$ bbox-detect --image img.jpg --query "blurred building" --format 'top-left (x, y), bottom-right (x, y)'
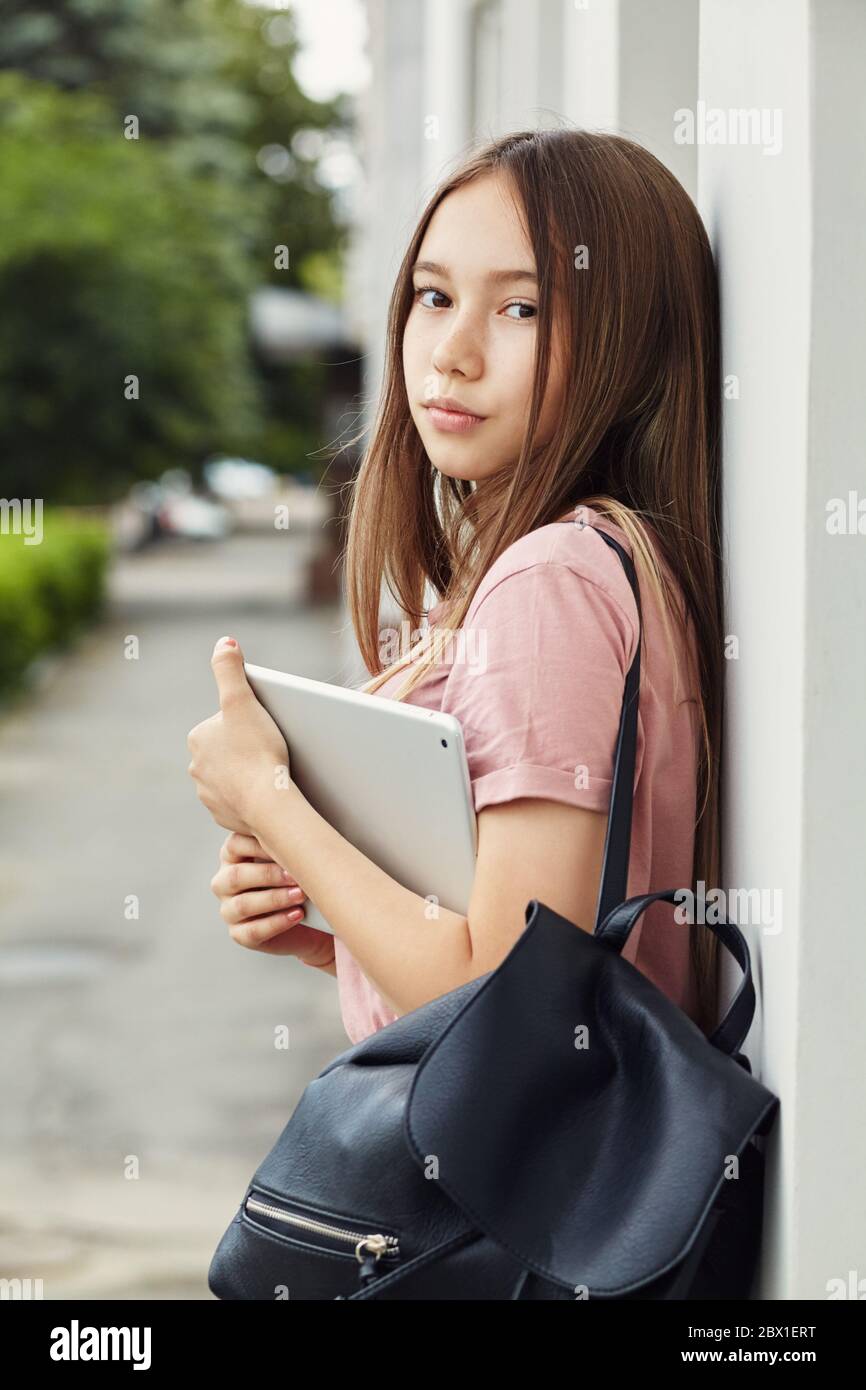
top-left (249, 285), bottom-right (363, 601)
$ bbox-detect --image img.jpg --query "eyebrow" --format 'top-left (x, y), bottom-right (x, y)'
top-left (411, 259), bottom-right (537, 287)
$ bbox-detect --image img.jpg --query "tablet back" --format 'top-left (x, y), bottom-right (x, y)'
top-left (244, 663), bottom-right (478, 935)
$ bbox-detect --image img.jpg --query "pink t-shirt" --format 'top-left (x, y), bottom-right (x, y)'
top-left (333, 504), bottom-right (702, 1044)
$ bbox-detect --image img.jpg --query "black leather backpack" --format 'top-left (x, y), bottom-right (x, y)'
top-left (209, 528), bottom-right (780, 1300)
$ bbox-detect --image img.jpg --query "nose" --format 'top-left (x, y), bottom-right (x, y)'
top-left (430, 311), bottom-right (483, 382)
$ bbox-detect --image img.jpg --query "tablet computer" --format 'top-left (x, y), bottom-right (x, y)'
top-left (243, 662), bottom-right (478, 935)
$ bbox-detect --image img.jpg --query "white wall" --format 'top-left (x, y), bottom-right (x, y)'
top-left (700, 0), bottom-right (866, 1301)
top-left (698, 0), bottom-right (811, 1300)
top-left (561, 0), bottom-right (698, 195)
top-left (341, 0), bottom-right (427, 682)
top-left (355, 0), bottom-right (427, 415)
top-left (798, 0), bottom-right (866, 1301)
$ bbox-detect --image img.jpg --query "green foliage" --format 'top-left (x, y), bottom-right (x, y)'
top-left (0, 72), bottom-right (266, 500)
top-left (0, 508), bottom-right (111, 696)
top-left (0, 0), bottom-right (351, 500)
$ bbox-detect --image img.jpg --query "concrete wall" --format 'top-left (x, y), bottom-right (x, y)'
top-left (699, 0), bottom-right (866, 1302)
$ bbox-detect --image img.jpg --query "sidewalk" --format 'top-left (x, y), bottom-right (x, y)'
top-left (0, 529), bottom-right (351, 1298)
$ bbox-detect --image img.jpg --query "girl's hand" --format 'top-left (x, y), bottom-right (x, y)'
top-left (211, 831), bottom-right (337, 972)
top-left (187, 636), bottom-right (292, 836)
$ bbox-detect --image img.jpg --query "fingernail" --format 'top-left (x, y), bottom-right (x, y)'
top-left (216, 635), bottom-right (237, 648)
top-left (281, 869), bottom-right (292, 881)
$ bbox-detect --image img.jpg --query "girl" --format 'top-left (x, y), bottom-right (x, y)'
top-left (188, 127), bottom-right (723, 1043)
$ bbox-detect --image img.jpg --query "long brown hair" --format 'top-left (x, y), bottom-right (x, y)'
top-left (339, 127), bottom-right (723, 1033)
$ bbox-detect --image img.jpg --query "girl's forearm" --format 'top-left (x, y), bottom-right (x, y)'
top-left (249, 782), bottom-right (474, 1016)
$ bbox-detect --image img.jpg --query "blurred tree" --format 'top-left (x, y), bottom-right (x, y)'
top-left (0, 0), bottom-right (352, 500)
top-left (0, 0), bottom-right (349, 287)
top-left (0, 73), bottom-right (265, 500)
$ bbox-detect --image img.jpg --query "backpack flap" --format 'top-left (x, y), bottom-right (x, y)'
top-left (404, 895), bottom-right (779, 1298)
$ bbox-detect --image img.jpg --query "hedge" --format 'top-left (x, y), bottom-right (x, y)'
top-left (0, 507), bottom-right (111, 697)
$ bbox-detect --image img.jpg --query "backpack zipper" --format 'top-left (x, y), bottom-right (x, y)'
top-left (244, 1194), bottom-right (400, 1269)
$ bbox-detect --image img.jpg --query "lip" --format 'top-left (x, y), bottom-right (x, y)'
top-left (423, 397), bottom-right (487, 435)
top-left (427, 395), bottom-right (483, 416)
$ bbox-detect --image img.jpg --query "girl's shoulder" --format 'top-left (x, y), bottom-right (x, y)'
top-left (455, 504), bottom-right (640, 636)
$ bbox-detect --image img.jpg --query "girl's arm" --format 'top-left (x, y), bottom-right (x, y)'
top-left (248, 779), bottom-right (608, 1017)
top-left (189, 632), bottom-right (617, 1015)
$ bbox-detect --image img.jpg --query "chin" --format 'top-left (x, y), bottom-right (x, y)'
top-left (429, 453), bottom-right (487, 482)
top-left (419, 432), bottom-right (503, 484)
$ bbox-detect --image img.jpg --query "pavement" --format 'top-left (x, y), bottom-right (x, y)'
top-left (0, 524), bottom-right (356, 1299)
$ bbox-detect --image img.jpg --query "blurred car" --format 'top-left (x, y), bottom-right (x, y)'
top-left (115, 471), bottom-right (232, 548)
top-left (203, 457), bottom-right (278, 501)
top-left (121, 481), bottom-right (164, 547)
top-left (157, 488), bottom-right (231, 541)
top-left (151, 468), bottom-right (230, 540)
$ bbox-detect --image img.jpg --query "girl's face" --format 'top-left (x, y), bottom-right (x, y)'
top-left (403, 172), bottom-right (567, 484)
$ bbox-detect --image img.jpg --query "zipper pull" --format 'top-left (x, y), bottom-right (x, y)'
top-left (355, 1235), bottom-right (390, 1288)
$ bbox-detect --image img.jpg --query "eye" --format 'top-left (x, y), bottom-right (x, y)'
top-left (413, 284), bottom-right (450, 309)
top-left (503, 300), bottom-right (537, 321)
top-left (412, 284), bottom-right (536, 321)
